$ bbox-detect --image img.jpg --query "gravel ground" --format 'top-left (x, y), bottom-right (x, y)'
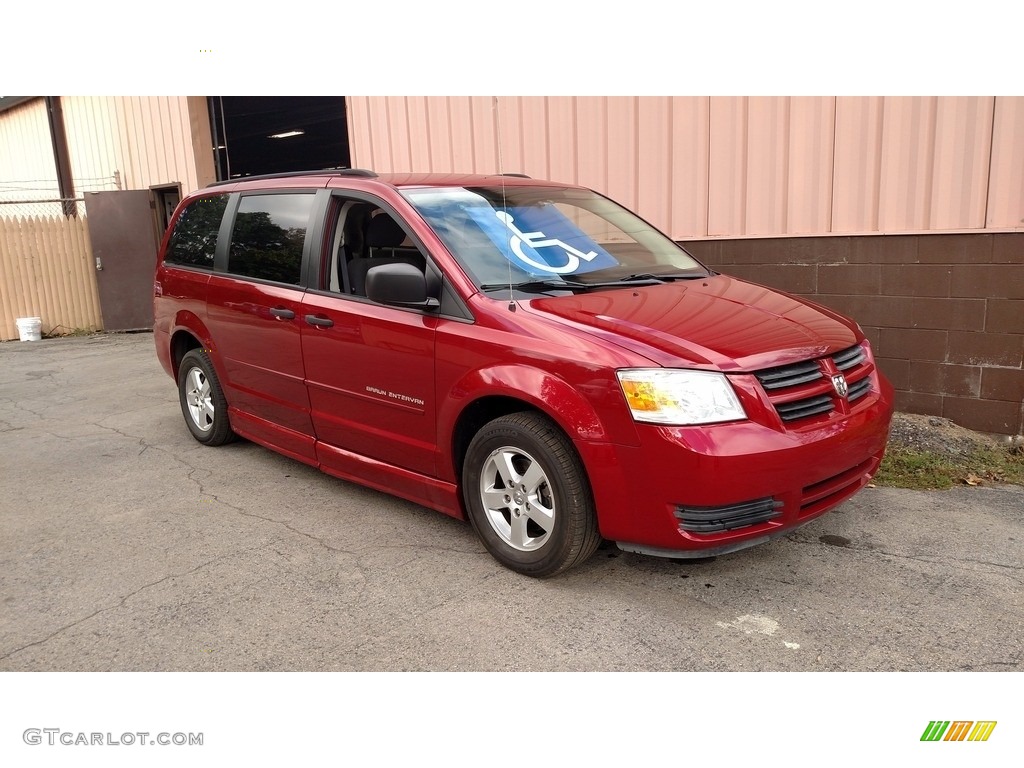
top-left (887, 411), bottom-right (1023, 456)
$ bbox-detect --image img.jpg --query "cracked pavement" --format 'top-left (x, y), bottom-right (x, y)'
top-left (1, 333), bottom-right (1021, 671)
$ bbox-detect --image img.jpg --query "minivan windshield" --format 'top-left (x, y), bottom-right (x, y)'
top-left (402, 186), bottom-right (709, 290)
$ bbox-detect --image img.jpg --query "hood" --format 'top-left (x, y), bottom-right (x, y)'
top-left (523, 275), bottom-right (861, 371)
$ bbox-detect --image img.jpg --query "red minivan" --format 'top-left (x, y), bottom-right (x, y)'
top-left (154, 170), bottom-right (893, 577)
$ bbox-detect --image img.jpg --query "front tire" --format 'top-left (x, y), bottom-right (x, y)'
top-left (463, 412), bottom-right (601, 577)
top-left (178, 349), bottom-right (235, 446)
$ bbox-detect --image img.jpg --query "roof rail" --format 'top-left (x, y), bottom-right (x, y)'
top-left (497, 172), bottom-right (531, 179)
top-left (209, 168), bottom-right (377, 187)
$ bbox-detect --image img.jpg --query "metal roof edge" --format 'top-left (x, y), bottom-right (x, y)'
top-left (0, 96), bottom-right (42, 114)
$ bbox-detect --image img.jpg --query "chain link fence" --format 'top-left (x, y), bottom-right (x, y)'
top-left (0, 174), bottom-right (121, 219)
top-left (0, 198), bottom-right (87, 218)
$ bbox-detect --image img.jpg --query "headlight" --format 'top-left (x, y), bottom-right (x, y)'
top-left (616, 369), bottom-right (747, 425)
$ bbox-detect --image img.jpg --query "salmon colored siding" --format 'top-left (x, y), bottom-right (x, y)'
top-left (347, 96), bottom-right (1024, 240)
top-left (64, 96), bottom-right (214, 193)
top-left (1, 97), bottom-right (214, 202)
top-left (988, 96), bottom-right (1024, 229)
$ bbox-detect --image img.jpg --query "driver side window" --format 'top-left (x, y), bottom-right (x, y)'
top-left (326, 199), bottom-right (426, 296)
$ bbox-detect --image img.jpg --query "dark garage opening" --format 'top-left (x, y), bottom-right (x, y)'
top-left (208, 96), bottom-right (351, 180)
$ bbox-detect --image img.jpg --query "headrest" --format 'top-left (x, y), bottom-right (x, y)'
top-left (366, 213), bottom-right (406, 248)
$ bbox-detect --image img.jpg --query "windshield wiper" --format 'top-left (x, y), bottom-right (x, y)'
top-left (622, 272), bottom-right (709, 282)
top-left (479, 279), bottom-right (594, 293)
top-left (480, 276), bottom-right (666, 293)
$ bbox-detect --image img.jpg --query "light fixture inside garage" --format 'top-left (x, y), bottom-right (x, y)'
top-left (268, 129), bottom-right (305, 139)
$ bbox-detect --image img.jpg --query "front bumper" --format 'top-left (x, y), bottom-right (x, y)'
top-left (582, 375), bottom-right (894, 556)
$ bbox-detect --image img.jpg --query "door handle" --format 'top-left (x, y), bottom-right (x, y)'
top-left (269, 307), bottom-right (295, 320)
top-left (304, 314), bottom-right (334, 328)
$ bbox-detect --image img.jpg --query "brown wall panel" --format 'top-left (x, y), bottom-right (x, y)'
top-left (942, 397), bottom-right (1022, 435)
top-left (918, 233), bottom-right (993, 264)
top-left (946, 331), bottom-right (1024, 368)
top-left (981, 368), bottom-right (1024, 401)
top-left (848, 235), bottom-right (918, 264)
top-left (949, 265), bottom-right (1024, 299)
top-left (777, 236), bottom-right (851, 265)
top-left (881, 265), bottom-right (952, 297)
top-left (819, 294), bottom-right (916, 328)
top-left (895, 391), bottom-right (945, 416)
top-left (909, 362), bottom-right (982, 398)
top-left (875, 357), bottom-right (911, 390)
top-left (992, 233), bottom-right (1022, 263)
top-left (817, 265), bottom-right (882, 295)
top-left (910, 298), bottom-right (986, 331)
top-left (986, 300), bottom-right (1024, 334)
top-left (696, 231), bottom-right (1024, 434)
top-left (722, 264), bottom-right (816, 294)
top-left (877, 328), bottom-right (948, 361)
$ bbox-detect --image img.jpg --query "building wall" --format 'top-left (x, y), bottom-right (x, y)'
top-left (0, 99), bottom-right (60, 201)
top-left (0, 96), bottom-right (215, 202)
top-left (347, 96), bottom-right (1024, 239)
top-left (685, 234), bottom-right (1024, 436)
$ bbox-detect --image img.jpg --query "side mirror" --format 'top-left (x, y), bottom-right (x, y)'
top-left (365, 262), bottom-right (440, 310)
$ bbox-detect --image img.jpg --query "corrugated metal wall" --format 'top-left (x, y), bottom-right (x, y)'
top-left (348, 96), bottom-right (1024, 240)
top-left (0, 99), bottom-right (60, 201)
top-left (988, 96), bottom-right (1024, 230)
top-left (63, 96), bottom-right (213, 193)
top-left (1, 96), bottom-right (213, 200)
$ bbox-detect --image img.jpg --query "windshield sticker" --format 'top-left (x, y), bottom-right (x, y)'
top-left (465, 205), bottom-right (619, 275)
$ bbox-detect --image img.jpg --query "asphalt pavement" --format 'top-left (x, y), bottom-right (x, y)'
top-left (1, 333), bottom-right (1021, 672)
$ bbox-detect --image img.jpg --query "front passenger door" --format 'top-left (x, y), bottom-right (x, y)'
top-left (300, 203), bottom-right (438, 478)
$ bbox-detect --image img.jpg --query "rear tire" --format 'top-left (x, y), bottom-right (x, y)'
top-left (463, 412), bottom-right (601, 577)
top-left (178, 349), bottom-right (235, 446)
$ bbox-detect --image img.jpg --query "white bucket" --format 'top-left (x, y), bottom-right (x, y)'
top-left (16, 317), bottom-right (42, 342)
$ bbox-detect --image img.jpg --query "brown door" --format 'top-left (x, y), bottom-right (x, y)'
top-left (84, 190), bottom-right (162, 331)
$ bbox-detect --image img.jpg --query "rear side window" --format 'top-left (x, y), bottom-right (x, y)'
top-left (227, 193), bottom-right (315, 285)
top-left (165, 195), bottom-right (228, 269)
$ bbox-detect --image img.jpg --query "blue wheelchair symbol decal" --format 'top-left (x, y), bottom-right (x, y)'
top-left (495, 211), bottom-right (600, 275)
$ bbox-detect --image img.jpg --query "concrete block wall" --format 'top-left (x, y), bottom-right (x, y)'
top-left (685, 233), bottom-right (1024, 436)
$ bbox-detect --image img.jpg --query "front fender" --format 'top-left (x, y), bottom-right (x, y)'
top-left (438, 363), bottom-right (640, 478)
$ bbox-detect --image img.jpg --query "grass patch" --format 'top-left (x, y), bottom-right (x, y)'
top-left (876, 444), bottom-right (1024, 490)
